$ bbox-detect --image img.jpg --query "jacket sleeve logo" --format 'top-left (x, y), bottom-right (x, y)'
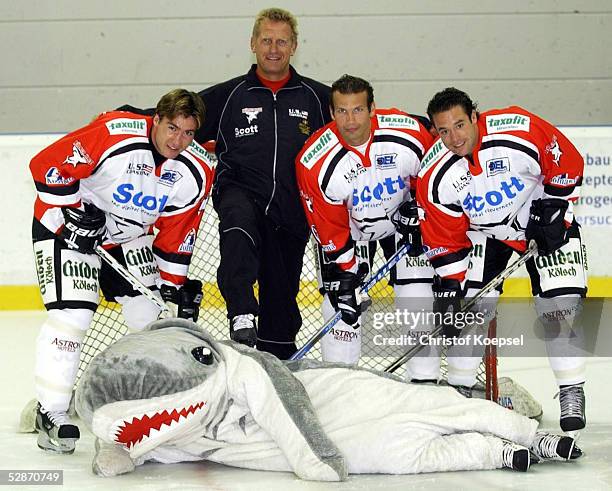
top-left (45, 167), bottom-right (75, 185)
top-left (63, 141), bottom-right (94, 167)
top-left (178, 228), bottom-right (197, 253)
top-left (545, 135), bottom-right (563, 166)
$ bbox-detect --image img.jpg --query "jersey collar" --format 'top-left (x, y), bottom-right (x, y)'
top-left (332, 112), bottom-right (378, 167)
top-left (245, 64), bottom-right (302, 90)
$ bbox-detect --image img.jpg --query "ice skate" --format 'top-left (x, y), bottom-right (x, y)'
top-left (35, 403), bottom-right (80, 454)
top-left (501, 440), bottom-right (530, 472)
top-left (530, 432), bottom-right (582, 461)
top-left (230, 314), bottom-right (257, 348)
top-left (558, 383), bottom-right (586, 432)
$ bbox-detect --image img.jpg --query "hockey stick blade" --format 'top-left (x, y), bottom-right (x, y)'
top-left (384, 241), bottom-right (538, 373)
top-left (290, 242), bottom-right (411, 360)
top-left (95, 245), bottom-right (170, 313)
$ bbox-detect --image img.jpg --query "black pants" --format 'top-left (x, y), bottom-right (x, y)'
top-left (214, 185), bottom-right (307, 359)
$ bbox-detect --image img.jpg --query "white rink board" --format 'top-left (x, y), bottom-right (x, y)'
top-left (1, 127), bottom-right (611, 285)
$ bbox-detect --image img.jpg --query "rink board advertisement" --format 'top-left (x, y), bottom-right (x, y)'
top-left (564, 127), bottom-right (612, 283)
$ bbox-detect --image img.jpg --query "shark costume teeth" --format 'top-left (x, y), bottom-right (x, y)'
top-left (110, 401), bottom-right (206, 451)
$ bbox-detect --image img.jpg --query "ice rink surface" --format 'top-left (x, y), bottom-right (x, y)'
top-left (2, 311), bottom-right (612, 490)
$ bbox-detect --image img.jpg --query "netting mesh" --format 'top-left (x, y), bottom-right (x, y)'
top-left (79, 199), bottom-right (489, 386)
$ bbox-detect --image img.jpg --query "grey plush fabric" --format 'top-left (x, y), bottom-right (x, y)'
top-left (231, 343), bottom-right (346, 478)
top-left (75, 319), bottom-right (225, 427)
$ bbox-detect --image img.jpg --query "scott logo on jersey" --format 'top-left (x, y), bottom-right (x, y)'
top-left (113, 183), bottom-right (168, 212)
top-left (352, 176), bottom-right (406, 206)
top-left (462, 177), bottom-right (525, 213)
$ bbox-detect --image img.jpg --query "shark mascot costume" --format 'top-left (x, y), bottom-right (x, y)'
top-left (75, 319), bottom-right (581, 480)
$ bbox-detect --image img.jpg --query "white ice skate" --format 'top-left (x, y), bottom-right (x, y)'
top-left (35, 403), bottom-right (80, 454)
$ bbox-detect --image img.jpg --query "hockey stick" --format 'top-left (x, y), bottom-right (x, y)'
top-left (290, 242), bottom-right (411, 360)
top-left (485, 317), bottom-right (499, 402)
top-left (384, 241), bottom-right (538, 373)
top-left (95, 245), bottom-right (171, 313)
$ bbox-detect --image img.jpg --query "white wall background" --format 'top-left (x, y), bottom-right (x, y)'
top-left (0, 1), bottom-right (610, 132)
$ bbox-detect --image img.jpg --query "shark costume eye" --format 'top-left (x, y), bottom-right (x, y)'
top-left (191, 346), bottom-right (213, 365)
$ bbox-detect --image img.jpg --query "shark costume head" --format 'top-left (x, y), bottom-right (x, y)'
top-left (75, 318), bottom-right (227, 459)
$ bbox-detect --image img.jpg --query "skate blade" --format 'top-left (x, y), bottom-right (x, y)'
top-left (37, 433), bottom-right (77, 455)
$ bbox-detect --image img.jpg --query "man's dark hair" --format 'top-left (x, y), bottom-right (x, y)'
top-left (155, 88), bottom-right (206, 129)
top-left (331, 75), bottom-right (374, 111)
top-left (426, 87), bottom-right (478, 122)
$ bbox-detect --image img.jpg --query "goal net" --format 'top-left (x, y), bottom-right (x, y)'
top-left (79, 198), bottom-right (492, 390)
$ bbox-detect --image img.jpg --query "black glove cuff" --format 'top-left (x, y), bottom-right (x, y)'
top-left (160, 284), bottom-right (179, 303)
top-left (432, 276), bottom-right (464, 297)
top-left (322, 269), bottom-right (359, 294)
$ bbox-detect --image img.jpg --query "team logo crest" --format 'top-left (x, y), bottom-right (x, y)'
top-left (299, 119), bottom-right (311, 136)
top-left (242, 107), bottom-right (262, 124)
top-left (63, 141), bottom-right (93, 167)
top-left (545, 135), bottom-right (563, 166)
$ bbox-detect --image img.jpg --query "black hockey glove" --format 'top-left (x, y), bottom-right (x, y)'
top-left (432, 275), bottom-right (465, 338)
top-left (323, 265), bottom-right (367, 328)
top-left (59, 203), bottom-right (106, 254)
top-left (160, 279), bottom-right (203, 321)
top-left (525, 198), bottom-right (570, 256)
top-left (393, 200), bottom-right (423, 256)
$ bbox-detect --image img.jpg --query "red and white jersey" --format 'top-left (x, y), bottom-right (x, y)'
top-left (416, 106), bottom-right (583, 281)
top-left (30, 111), bottom-right (215, 286)
top-left (296, 108), bottom-right (433, 271)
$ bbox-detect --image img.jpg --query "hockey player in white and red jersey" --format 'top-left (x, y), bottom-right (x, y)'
top-left (296, 75), bottom-right (436, 367)
top-left (417, 87), bottom-right (587, 433)
top-left (29, 89), bottom-right (214, 454)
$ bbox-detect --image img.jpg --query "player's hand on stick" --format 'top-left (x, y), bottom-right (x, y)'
top-left (432, 275), bottom-right (465, 338)
top-left (393, 200), bottom-right (423, 257)
top-left (160, 279), bottom-right (204, 321)
top-left (59, 203), bottom-right (106, 254)
top-left (525, 198), bottom-right (569, 256)
top-left (323, 265), bottom-right (367, 328)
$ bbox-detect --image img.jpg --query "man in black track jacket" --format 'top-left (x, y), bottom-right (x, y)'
top-left (197, 8), bottom-right (331, 357)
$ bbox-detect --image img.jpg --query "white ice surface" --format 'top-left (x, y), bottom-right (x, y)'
top-left (2, 310), bottom-right (611, 490)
